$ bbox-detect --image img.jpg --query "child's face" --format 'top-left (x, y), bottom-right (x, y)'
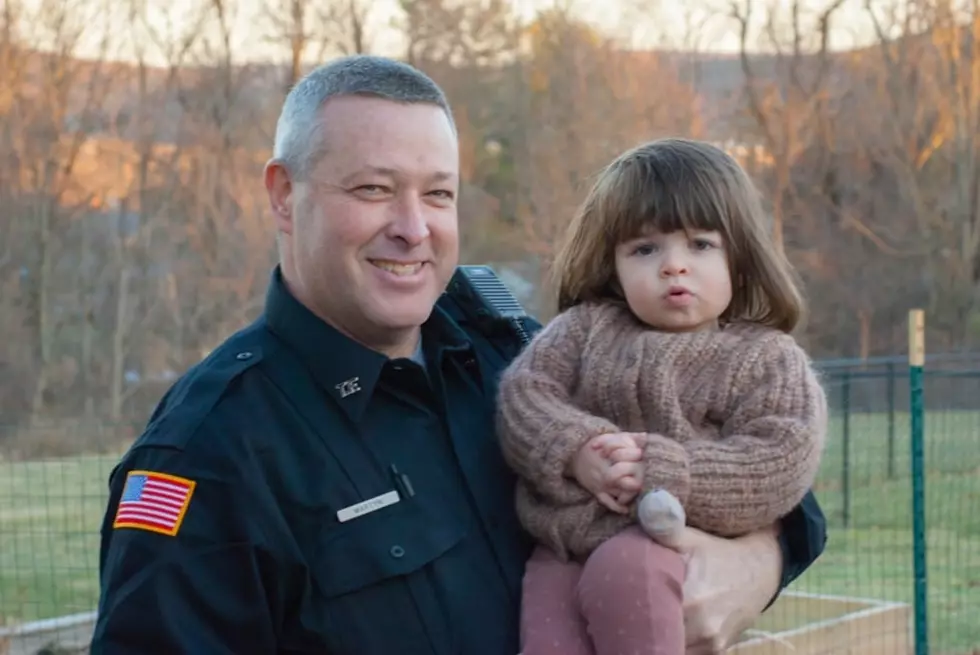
top-left (614, 228), bottom-right (732, 333)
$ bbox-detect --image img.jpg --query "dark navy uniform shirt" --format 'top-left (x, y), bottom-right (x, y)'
top-left (92, 267), bottom-right (827, 654)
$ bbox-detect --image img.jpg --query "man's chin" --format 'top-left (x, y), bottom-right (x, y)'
top-left (370, 297), bottom-right (438, 331)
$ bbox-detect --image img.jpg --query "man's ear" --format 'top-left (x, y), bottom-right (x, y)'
top-left (264, 159), bottom-right (294, 235)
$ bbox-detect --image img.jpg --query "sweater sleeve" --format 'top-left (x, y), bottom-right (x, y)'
top-left (495, 303), bottom-right (621, 504)
top-left (514, 481), bottom-right (626, 562)
top-left (640, 333), bottom-right (828, 537)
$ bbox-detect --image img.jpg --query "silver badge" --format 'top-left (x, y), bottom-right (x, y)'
top-left (336, 377), bottom-right (361, 398)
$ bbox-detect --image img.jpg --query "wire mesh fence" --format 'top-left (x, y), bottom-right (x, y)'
top-left (774, 353), bottom-right (980, 654)
top-left (1, 355), bottom-right (979, 653)
top-left (0, 421), bottom-right (131, 654)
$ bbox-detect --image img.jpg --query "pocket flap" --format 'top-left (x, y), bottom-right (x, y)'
top-left (315, 498), bottom-right (465, 598)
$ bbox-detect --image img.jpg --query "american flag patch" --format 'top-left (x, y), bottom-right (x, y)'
top-left (112, 470), bottom-right (196, 536)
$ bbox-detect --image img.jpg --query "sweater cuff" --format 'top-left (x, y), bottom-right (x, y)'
top-left (639, 433), bottom-right (692, 505)
top-left (538, 417), bottom-right (618, 503)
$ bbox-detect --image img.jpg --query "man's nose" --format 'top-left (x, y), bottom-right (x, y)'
top-left (388, 195), bottom-right (430, 245)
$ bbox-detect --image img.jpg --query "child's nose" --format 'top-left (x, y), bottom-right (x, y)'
top-left (659, 253), bottom-right (689, 277)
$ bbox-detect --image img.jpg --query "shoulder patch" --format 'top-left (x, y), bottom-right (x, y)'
top-left (112, 470), bottom-right (196, 537)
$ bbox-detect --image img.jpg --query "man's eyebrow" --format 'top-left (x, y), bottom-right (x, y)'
top-left (429, 171), bottom-right (456, 182)
top-left (339, 166), bottom-right (397, 185)
top-left (339, 167), bottom-right (458, 185)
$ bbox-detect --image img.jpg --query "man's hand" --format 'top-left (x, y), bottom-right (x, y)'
top-left (670, 524), bottom-right (783, 654)
top-left (571, 432), bottom-right (644, 513)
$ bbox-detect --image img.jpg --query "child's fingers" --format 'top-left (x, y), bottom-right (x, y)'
top-left (604, 445), bottom-right (642, 462)
top-left (616, 489), bottom-right (638, 506)
top-left (591, 432), bottom-right (637, 454)
top-left (615, 474), bottom-right (641, 491)
top-left (589, 433), bottom-right (613, 449)
top-left (604, 460), bottom-right (643, 483)
top-left (596, 491), bottom-right (629, 515)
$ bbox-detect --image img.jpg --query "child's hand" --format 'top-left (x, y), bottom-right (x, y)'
top-left (592, 432), bottom-right (645, 505)
top-left (572, 432), bottom-right (645, 514)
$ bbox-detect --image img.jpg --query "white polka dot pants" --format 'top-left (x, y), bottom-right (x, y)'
top-left (519, 527), bottom-right (685, 655)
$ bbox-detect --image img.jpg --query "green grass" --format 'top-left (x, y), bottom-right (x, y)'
top-left (795, 409), bottom-right (980, 653)
top-left (0, 454), bottom-right (117, 624)
top-left (1, 411), bottom-right (978, 651)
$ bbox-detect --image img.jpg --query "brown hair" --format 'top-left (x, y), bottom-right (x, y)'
top-left (551, 137), bottom-right (805, 333)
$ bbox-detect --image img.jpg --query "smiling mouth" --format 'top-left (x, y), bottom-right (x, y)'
top-left (369, 259), bottom-right (425, 276)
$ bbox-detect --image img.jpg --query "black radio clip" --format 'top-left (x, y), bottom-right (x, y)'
top-left (446, 265), bottom-right (535, 346)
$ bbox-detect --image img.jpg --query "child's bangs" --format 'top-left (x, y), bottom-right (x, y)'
top-left (605, 161), bottom-right (727, 244)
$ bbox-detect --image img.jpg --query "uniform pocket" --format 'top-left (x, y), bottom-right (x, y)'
top-left (314, 496), bottom-right (465, 597)
top-left (292, 497), bottom-right (466, 654)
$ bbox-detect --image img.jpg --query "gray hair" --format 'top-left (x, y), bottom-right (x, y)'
top-left (272, 55), bottom-right (456, 180)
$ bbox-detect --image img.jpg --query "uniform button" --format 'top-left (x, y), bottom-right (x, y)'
top-left (236, 351), bottom-right (253, 360)
top-left (389, 545), bottom-right (405, 559)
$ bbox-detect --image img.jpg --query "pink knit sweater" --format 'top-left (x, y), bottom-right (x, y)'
top-left (495, 300), bottom-right (828, 561)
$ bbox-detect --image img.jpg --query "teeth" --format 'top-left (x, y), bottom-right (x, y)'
top-left (372, 260), bottom-right (423, 276)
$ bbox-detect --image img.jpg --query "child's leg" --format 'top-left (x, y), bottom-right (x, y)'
top-left (520, 545), bottom-right (594, 655)
top-left (576, 526), bottom-right (686, 655)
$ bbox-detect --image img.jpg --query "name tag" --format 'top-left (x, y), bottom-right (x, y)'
top-left (336, 490), bottom-right (401, 523)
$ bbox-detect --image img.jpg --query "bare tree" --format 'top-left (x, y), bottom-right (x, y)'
top-left (860, 0), bottom-right (980, 345)
top-left (6, 0), bottom-right (116, 422)
top-left (729, 0), bottom-right (846, 252)
top-left (261, 0), bottom-right (374, 93)
top-left (398, 0), bottom-right (518, 68)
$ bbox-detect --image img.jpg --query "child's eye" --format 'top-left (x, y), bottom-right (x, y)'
top-left (633, 244), bottom-right (656, 256)
top-left (692, 238), bottom-right (715, 250)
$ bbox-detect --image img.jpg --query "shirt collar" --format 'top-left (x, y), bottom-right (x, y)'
top-left (261, 266), bottom-right (472, 422)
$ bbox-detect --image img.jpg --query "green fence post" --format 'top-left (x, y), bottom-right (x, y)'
top-left (841, 370), bottom-right (851, 528)
top-left (909, 309), bottom-right (929, 655)
top-left (887, 361), bottom-right (896, 479)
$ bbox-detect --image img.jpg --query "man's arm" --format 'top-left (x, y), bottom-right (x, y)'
top-left (91, 444), bottom-right (282, 654)
top-left (773, 489), bottom-right (827, 591)
top-left (677, 490), bottom-right (827, 653)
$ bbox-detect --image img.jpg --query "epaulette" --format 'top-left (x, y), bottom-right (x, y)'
top-left (132, 324), bottom-right (268, 451)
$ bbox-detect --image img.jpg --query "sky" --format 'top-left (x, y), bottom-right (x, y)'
top-left (17, 0), bottom-right (886, 68)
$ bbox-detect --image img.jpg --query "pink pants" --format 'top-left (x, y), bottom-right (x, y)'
top-left (520, 526), bottom-right (686, 655)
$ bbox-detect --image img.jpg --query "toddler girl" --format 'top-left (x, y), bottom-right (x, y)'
top-left (495, 138), bottom-right (828, 654)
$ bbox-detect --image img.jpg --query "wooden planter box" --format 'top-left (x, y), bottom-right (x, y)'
top-left (1, 611), bottom-right (95, 655)
top-left (731, 591), bottom-right (912, 655)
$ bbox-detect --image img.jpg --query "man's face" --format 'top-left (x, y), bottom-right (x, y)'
top-left (267, 95), bottom-right (460, 355)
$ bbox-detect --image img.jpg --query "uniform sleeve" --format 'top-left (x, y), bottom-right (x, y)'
top-left (774, 490), bottom-right (827, 594)
top-left (90, 443), bottom-right (285, 655)
top-left (495, 303), bottom-right (620, 505)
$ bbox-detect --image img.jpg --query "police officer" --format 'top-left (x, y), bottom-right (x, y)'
top-left (92, 55), bottom-right (827, 654)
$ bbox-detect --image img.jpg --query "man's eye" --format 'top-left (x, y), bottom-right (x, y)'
top-left (357, 185), bottom-right (386, 194)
